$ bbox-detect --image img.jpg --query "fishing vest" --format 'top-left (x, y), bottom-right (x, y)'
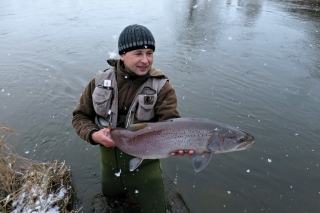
top-left (93, 67), bottom-right (168, 129)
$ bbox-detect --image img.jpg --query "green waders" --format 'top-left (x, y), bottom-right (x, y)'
top-left (100, 145), bottom-right (166, 212)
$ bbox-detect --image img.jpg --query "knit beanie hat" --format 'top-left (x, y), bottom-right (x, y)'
top-left (118, 24), bottom-right (155, 55)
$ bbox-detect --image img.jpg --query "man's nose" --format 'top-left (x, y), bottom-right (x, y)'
top-left (141, 54), bottom-right (148, 63)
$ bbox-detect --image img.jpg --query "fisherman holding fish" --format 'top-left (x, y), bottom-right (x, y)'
top-left (72, 24), bottom-right (194, 212)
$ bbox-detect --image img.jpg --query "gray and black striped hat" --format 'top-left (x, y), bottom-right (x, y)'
top-left (118, 24), bottom-right (155, 55)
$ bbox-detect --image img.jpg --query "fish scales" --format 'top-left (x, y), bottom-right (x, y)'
top-left (109, 117), bottom-right (255, 172)
top-left (111, 120), bottom-right (213, 158)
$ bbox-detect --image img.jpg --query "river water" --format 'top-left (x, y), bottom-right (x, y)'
top-left (1, 0), bottom-right (319, 212)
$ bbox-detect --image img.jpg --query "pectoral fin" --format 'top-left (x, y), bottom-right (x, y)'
top-left (130, 157), bottom-right (144, 171)
top-left (192, 153), bottom-right (212, 172)
top-left (129, 123), bottom-right (148, 132)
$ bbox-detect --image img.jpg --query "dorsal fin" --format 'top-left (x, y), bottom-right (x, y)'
top-left (129, 123), bottom-right (148, 132)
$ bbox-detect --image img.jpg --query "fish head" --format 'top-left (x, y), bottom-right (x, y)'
top-left (207, 126), bottom-right (255, 154)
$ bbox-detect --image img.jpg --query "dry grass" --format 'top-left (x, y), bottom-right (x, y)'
top-left (0, 125), bottom-right (81, 213)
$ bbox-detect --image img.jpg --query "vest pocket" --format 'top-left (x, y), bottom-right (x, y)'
top-left (135, 94), bottom-right (157, 121)
top-left (92, 87), bottom-right (112, 118)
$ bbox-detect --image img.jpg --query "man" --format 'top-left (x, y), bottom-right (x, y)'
top-left (72, 24), bottom-right (193, 212)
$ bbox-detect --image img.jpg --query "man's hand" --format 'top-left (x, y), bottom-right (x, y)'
top-left (92, 128), bottom-right (116, 148)
top-left (171, 150), bottom-right (195, 156)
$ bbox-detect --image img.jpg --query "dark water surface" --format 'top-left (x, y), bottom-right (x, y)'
top-left (1, 0), bottom-right (320, 212)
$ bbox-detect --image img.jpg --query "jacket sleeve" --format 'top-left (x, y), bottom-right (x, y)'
top-left (72, 78), bottom-right (99, 144)
top-left (154, 81), bottom-right (180, 121)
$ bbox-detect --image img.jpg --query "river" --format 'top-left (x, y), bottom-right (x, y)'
top-left (1, 0), bottom-right (319, 212)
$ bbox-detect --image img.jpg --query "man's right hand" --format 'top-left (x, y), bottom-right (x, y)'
top-left (92, 128), bottom-right (116, 148)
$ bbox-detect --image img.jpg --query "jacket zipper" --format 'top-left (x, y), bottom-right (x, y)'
top-left (121, 80), bottom-right (133, 112)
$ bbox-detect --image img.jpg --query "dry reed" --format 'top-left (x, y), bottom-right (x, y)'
top-left (0, 125), bottom-right (81, 213)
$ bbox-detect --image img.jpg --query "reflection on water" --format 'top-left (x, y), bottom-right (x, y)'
top-left (277, 0), bottom-right (320, 18)
top-left (174, 0), bottom-right (215, 47)
top-left (242, 0), bottom-right (263, 21)
top-left (0, 0), bottom-right (320, 212)
top-left (276, 0), bottom-right (320, 80)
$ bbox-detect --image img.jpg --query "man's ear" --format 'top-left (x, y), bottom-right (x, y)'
top-left (120, 54), bottom-right (125, 61)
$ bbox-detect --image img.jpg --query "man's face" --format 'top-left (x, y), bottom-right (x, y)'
top-left (120, 48), bottom-right (154, 76)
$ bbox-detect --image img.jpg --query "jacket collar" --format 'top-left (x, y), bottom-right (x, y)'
top-left (106, 58), bottom-right (167, 80)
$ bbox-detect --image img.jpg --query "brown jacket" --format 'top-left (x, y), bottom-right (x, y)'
top-left (72, 59), bottom-right (180, 144)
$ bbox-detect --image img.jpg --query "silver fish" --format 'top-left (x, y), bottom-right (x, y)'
top-left (110, 117), bottom-right (255, 172)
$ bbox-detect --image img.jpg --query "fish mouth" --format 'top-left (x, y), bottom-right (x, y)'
top-left (244, 134), bottom-right (255, 147)
top-left (246, 134), bottom-right (255, 142)
top-left (238, 140), bottom-right (255, 150)
top-left (215, 139), bottom-right (255, 154)
top-left (245, 141), bottom-right (255, 148)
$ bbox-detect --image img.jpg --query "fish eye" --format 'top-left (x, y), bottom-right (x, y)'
top-left (239, 137), bottom-right (246, 143)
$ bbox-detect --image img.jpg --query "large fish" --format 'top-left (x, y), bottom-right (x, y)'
top-left (110, 117), bottom-right (255, 172)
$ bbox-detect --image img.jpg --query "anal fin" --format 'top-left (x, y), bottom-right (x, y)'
top-left (192, 153), bottom-right (212, 172)
top-left (130, 157), bottom-right (144, 171)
